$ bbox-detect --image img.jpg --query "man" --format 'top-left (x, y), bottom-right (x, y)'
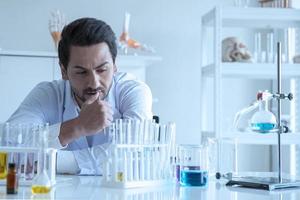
top-left (7, 18), bottom-right (152, 174)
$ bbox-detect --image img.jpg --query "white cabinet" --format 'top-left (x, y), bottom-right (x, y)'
top-left (0, 50), bottom-right (161, 122)
top-left (200, 6), bottom-right (300, 144)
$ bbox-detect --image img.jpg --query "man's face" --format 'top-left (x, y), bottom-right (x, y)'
top-left (61, 42), bottom-right (116, 107)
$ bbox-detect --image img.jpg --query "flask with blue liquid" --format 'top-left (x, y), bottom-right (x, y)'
top-left (251, 99), bottom-right (276, 133)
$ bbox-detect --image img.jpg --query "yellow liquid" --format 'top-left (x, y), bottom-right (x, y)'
top-left (117, 172), bottom-right (123, 182)
top-left (31, 185), bottom-right (51, 194)
top-left (0, 152), bottom-right (7, 179)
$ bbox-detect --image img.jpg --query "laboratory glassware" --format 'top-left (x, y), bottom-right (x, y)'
top-left (254, 32), bottom-right (262, 63)
top-left (178, 144), bottom-right (208, 187)
top-left (0, 123), bottom-right (9, 179)
top-left (267, 32), bottom-right (274, 63)
top-left (226, 42), bottom-right (300, 190)
top-left (102, 119), bottom-right (176, 188)
top-left (251, 97), bottom-right (277, 133)
top-left (31, 124), bottom-right (51, 194)
top-left (6, 163), bottom-right (18, 194)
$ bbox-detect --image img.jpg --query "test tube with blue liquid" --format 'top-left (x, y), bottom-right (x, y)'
top-left (179, 144), bottom-right (208, 187)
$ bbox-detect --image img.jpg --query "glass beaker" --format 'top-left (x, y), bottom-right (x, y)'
top-left (31, 124), bottom-right (51, 194)
top-left (179, 144), bottom-right (208, 187)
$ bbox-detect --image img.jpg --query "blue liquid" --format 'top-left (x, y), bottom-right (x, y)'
top-left (251, 123), bottom-right (276, 132)
top-left (180, 170), bottom-right (208, 187)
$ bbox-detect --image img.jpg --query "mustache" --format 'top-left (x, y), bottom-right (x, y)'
top-left (83, 87), bottom-right (103, 93)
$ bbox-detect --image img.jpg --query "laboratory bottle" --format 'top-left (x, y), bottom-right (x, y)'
top-left (6, 163), bottom-right (18, 194)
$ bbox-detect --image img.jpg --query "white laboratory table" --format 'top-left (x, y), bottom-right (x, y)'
top-left (1, 175), bottom-right (300, 200)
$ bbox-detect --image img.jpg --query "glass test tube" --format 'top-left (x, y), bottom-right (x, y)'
top-left (267, 32), bottom-right (274, 63)
top-left (254, 32), bottom-right (262, 63)
top-left (0, 123), bottom-right (9, 179)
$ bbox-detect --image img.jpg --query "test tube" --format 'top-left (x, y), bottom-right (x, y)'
top-left (123, 150), bottom-right (127, 182)
top-left (127, 150), bottom-right (133, 181)
top-left (153, 123), bottom-right (159, 145)
top-left (113, 149), bottom-right (118, 181)
top-left (109, 123), bottom-right (116, 144)
top-left (123, 119), bottom-right (132, 144)
top-left (254, 32), bottom-right (262, 63)
top-left (134, 149), bottom-right (139, 180)
top-left (117, 148), bottom-right (124, 182)
top-left (143, 120), bottom-right (149, 144)
top-left (132, 120), bottom-right (140, 144)
top-left (0, 123), bottom-right (9, 179)
top-left (115, 119), bottom-right (123, 144)
top-left (267, 32), bottom-right (274, 63)
top-left (140, 149), bottom-right (145, 181)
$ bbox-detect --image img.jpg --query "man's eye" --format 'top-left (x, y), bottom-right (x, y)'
top-left (97, 67), bottom-right (108, 73)
top-left (76, 71), bottom-right (86, 75)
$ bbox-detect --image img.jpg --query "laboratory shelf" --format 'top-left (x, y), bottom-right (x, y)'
top-left (202, 6), bottom-right (300, 29)
top-left (202, 131), bottom-right (300, 145)
top-left (0, 50), bottom-right (162, 67)
top-left (202, 63), bottom-right (300, 79)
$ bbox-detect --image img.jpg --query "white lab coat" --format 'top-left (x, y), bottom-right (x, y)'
top-left (7, 72), bottom-right (152, 174)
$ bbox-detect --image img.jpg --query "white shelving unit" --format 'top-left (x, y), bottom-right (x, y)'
top-left (200, 6), bottom-right (300, 146)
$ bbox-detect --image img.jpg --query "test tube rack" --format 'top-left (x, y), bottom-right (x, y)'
top-left (0, 123), bottom-right (57, 186)
top-left (101, 119), bottom-right (176, 188)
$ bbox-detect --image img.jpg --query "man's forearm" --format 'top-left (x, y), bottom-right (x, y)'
top-left (59, 118), bottom-right (84, 146)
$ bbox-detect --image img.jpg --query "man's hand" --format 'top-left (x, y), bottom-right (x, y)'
top-left (59, 93), bottom-right (113, 146)
top-left (77, 93), bottom-right (113, 135)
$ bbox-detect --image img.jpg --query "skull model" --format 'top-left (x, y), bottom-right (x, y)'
top-left (222, 37), bottom-right (252, 62)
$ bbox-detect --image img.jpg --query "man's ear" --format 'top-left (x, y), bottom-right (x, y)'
top-left (59, 62), bottom-right (68, 80)
top-left (113, 64), bottom-right (117, 73)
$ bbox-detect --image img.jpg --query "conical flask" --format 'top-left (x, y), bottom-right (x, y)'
top-left (251, 100), bottom-right (277, 133)
top-left (31, 124), bottom-right (51, 194)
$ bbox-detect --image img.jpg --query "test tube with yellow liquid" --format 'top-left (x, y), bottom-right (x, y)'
top-left (0, 152), bottom-right (7, 179)
top-left (0, 123), bottom-right (9, 179)
top-left (31, 124), bottom-right (51, 194)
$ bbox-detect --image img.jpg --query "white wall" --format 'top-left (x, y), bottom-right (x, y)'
top-left (0, 0), bottom-right (270, 171)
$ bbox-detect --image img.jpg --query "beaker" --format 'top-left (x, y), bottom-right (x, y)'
top-left (31, 124), bottom-right (51, 194)
top-left (178, 144), bottom-right (208, 187)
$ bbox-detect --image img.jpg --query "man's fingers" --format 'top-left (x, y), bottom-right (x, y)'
top-left (83, 93), bottom-right (99, 106)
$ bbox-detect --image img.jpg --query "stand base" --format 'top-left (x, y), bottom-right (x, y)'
top-left (226, 176), bottom-right (300, 191)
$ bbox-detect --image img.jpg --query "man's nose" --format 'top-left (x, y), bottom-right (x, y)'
top-left (87, 72), bottom-right (100, 89)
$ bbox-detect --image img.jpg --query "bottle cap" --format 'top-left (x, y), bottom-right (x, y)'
top-left (8, 163), bottom-right (16, 169)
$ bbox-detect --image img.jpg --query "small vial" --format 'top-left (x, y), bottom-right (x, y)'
top-left (6, 163), bottom-right (18, 194)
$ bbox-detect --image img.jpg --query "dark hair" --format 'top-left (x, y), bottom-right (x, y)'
top-left (58, 18), bottom-right (117, 69)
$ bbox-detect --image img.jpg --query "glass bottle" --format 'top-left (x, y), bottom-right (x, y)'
top-left (6, 163), bottom-right (18, 194)
top-left (31, 124), bottom-right (51, 194)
